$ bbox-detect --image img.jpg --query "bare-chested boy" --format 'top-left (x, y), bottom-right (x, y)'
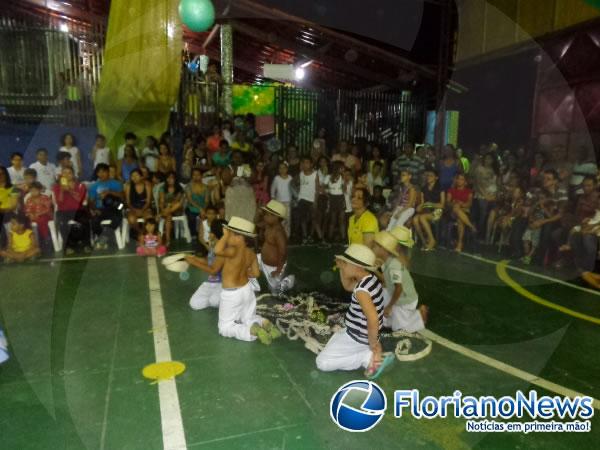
top-left (257, 200), bottom-right (295, 294)
top-left (215, 216), bottom-right (280, 344)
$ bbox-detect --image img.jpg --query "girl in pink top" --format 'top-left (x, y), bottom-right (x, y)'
top-left (136, 218), bottom-right (167, 256)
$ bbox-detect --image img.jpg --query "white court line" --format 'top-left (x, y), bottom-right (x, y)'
top-left (461, 252), bottom-right (600, 297)
top-left (40, 253), bottom-right (137, 262)
top-left (420, 329), bottom-right (600, 410)
top-left (147, 258), bottom-right (187, 450)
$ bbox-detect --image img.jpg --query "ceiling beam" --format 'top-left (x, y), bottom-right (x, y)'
top-left (230, 20), bottom-right (407, 90)
top-left (228, 0), bottom-right (467, 93)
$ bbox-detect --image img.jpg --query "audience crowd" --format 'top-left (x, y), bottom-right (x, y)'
top-left (1, 115), bottom-right (599, 287)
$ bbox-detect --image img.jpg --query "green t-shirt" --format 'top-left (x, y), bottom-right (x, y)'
top-left (382, 257), bottom-right (418, 306)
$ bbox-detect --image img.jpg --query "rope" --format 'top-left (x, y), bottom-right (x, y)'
top-left (256, 292), bottom-right (433, 362)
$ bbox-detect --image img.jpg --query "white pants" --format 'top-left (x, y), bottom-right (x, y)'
top-left (383, 291), bottom-right (424, 332)
top-left (386, 207), bottom-right (415, 230)
top-left (189, 281), bottom-right (222, 310)
top-left (281, 201), bottom-right (291, 237)
top-left (257, 253), bottom-right (292, 293)
top-left (316, 329), bottom-right (372, 372)
top-left (218, 283), bottom-right (263, 341)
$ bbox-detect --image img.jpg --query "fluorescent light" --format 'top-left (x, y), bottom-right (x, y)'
top-left (295, 67), bottom-right (305, 80)
top-left (59, 23), bottom-right (69, 33)
top-left (300, 60), bottom-right (313, 68)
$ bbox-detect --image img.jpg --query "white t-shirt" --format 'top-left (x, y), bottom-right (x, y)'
top-left (317, 170), bottom-right (330, 189)
top-left (367, 173), bottom-right (384, 194)
top-left (328, 176), bottom-right (344, 196)
top-left (93, 147), bottom-right (111, 167)
top-left (29, 161), bottom-right (57, 190)
top-left (59, 146), bottom-right (81, 177)
top-left (141, 147), bottom-right (159, 172)
top-left (270, 175), bottom-right (292, 203)
top-left (7, 166), bottom-right (25, 186)
top-left (299, 171), bottom-right (317, 202)
top-left (117, 144), bottom-right (140, 160)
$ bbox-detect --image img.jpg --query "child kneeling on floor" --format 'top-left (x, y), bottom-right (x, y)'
top-left (186, 219), bottom-right (227, 310)
top-left (374, 228), bottom-right (428, 332)
top-left (136, 218), bottom-right (167, 257)
top-left (257, 200), bottom-right (295, 295)
top-left (215, 216), bottom-right (280, 344)
top-left (316, 244), bottom-right (394, 379)
top-left (0, 215), bottom-right (40, 263)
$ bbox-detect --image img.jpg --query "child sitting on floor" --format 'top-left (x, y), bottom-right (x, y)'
top-left (373, 229), bottom-right (428, 332)
top-left (136, 218), bottom-right (167, 257)
top-left (215, 216), bottom-right (280, 344)
top-left (186, 219), bottom-right (227, 310)
top-left (198, 205), bottom-right (217, 256)
top-left (257, 200), bottom-right (295, 295)
top-left (316, 244), bottom-right (394, 379)
top-left (0, 215), bottom-right (40, 263)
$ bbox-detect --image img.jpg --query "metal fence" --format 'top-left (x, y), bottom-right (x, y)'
top-left (0, 11), bottom-right (105, 126)
top-left (275, 87), bottom-right (425, 154)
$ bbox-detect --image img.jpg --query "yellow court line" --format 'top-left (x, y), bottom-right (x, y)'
top-left (496, 260), bottom-right (600, 326)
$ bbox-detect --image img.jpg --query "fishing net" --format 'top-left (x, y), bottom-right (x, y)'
top-left (256, 292), bottom-right (432, 362)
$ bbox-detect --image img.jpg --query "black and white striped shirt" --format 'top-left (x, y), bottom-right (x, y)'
top-left (345, 274), bottom-right (385, 345)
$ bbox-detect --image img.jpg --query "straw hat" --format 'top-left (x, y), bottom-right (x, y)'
top-left (389, 226), bottom-right (415, 248)
top-left (161, 253), bottom-right (189, 273)
top-left (223, 216), bottom-right (257, 237)
top-left (261, 199), bottom-right (287, 219)
top-left (374, 231), bottom-right (400, 257)
top-left (335, 244), bottom-right (377, 272)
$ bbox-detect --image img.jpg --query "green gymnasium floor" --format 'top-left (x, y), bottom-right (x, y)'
top-left (1, 245), bottom-right (599, 449)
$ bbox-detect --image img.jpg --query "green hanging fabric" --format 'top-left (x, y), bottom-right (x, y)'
top-left (95, 0), bottom-right (182, 152)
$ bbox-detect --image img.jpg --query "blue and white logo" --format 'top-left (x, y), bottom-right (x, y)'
top-left (330, 380), bottom-right (387, 432)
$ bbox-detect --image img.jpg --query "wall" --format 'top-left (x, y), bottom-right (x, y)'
top-left (0, 123), bottom-right (98, 177)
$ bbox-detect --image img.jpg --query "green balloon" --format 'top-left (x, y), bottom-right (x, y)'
top-left (179, 0), bottom-right (215, 32)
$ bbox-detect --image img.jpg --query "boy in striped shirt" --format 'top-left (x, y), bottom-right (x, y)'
top-left (316, 244), bottom-right (395, 379)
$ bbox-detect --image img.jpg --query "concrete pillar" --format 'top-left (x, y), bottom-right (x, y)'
top-left (220, 23), bottom-right (233, 118)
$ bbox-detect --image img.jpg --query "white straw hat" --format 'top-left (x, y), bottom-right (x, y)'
top-left (161, 253), bottom-right (187, 266)
top-left (335, 244), bottom-right (377, 272)
top-left (374, 231), bottom-right (400, 257)
top-left (389, 226), bottom-right (415, 248)
top-left (161, 254), bottom-right (189, 273)
top-left (261, 199), bottom-right (287, 219)
top-left (223, 216), bottom-right (257, 237)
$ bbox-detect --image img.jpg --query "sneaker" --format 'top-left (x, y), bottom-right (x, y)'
top-left (250, 324), bottom-right (272, 345)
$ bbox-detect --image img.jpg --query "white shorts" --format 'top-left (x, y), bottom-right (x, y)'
top-left (382, 290), bottom-right (424, 332)
top-left (316, 329), bottom-right (372, 372)
top-left (190, 281), bottom-right (222, 310)
top-left (218, 282), bottom-right (262, 342)
top-left (257, 253), bottom-right (294, 294)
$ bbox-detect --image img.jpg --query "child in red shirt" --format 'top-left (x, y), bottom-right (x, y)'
top-left (24, 182), bottom-right (53, 241)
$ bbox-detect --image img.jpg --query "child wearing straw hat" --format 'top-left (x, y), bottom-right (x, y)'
top-left (316, 244), bottom-right (395, 379)
top-left (375, 228), bottom-right (429, 332)
top-left (215, 216), bottom-right (280, 344)
top-left (257, 200), bottom-right (295, 294)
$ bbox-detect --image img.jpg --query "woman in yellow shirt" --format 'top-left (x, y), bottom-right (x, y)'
top-left (0, 215), bottom-right (40, 262)
top-left (347, 187), bottom-right (379, 247)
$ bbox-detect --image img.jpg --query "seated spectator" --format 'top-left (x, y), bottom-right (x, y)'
top-left (252, 160), bottom-right (270, 207)
top-left (230, 129), bottom-right (251, 153)
top-left (191, 138), bottom-right (212, 173)
top-left (118, 144), bottom-right (139, 182)
top-left (159, 172), bottom-right (184, 246)
top-left (24, 182), bottom-right (53, 250)
top-left (117, 132), bottom-right (139, 160)
top-left (91, 134), bottom-right (111, 172)
top-left (141, 136), bottom-right (159, 173)
top-left (30, 148), bottom-right (57, 191)
top-left (180, 149), bottom-right (193, 183)
top-left (52, 166), bottom-right (90, 255)
top-left (157, 142), bottom-right (177, 176)
top-left (438, 146), bottom-right (461, 192)
top-left (8, 152), bottom-right (26, 190)
top-left (414, 168), bottom-right (445, 251)
top-left (384, 169), bottom-right (417, 231)
top-left (88, 163), bottom-right (124, 250)
top-left (207, 125), bottom-right (223, 153)
top-left (212, 140), bottom-right (232, 168)
top-left (529, 152), bottom-right (545, 187)
top-left (367, 161), bottom-right (385, 195)
top-left (447, 173), bottom-right (476, 253)
top-left (570, 146), bottom-right (598, 195)
top-left (347, 187), bottom-right (379, 247)
top-left (185, 168), bottom-right (209, 239)
top-left (137, 218), bottom-right (167, 257)
top-left (125, 169), bottom-right (153, 239)
top-left (0, 166), bottom-right (19, 245)
top-left (370, 185), bottom-right (386, 216)
top-left (367, 146), bottom-right (386, 182)
top-left (0, 214), bottom-right (40, 263)
top-left (391, 142), bottom-right (424, 185)
top-left (20, 168), bottom-right (39, 199)
top-left (489, 185), bottom-right (524, 246)
top-left (56, 151), bottom-right (73, 178)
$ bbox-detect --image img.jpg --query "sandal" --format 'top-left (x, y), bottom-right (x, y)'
top-left (365, 353), bottom-right (395, 380)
